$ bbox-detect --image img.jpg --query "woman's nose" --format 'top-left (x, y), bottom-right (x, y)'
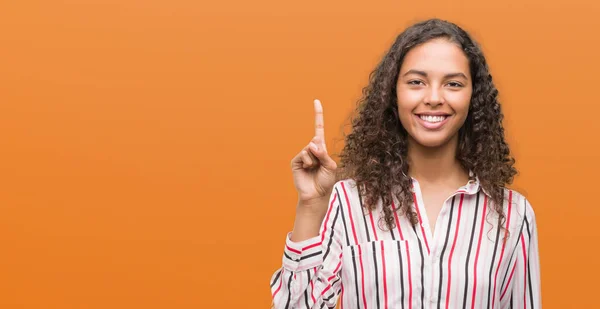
top-left (424, 86), bottom-right (444, 105)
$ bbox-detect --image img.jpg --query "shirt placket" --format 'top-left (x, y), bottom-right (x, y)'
top-left (411, 178), bottom-right (475, 309)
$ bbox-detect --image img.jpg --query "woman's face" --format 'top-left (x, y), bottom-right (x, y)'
top-left (396, 38), bottom-right (472, 148)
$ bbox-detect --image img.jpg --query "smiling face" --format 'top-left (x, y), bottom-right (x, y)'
top-left (396, 38), bottom-right (473, 148)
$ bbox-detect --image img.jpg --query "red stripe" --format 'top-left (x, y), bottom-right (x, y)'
top-left (369, 210), bottom-right (379, 240)
top-left (321, 254), bottom-right (343, 298)
top-left (286, 245), bottom-right (301, 254)
top-left (445, 194), bottom-right (465, 309)
top-left (471, 195), bottom-right (488, 309)
top-left (300, 191), bottom-right (337, 251)
top-left (326, 255), bottom-right (343, 282)
top-left (412, 189), bottom-right (431, 254)
top-left (302, 241), bottom-right (322, 251)
top-left (358, 245), bottom-right (368, 309)
top-left (392, 200), bottom-right (405, 240)
top-left (310, 269), bottom-right (316, 304)
top-left (500, 262), bottom-right (517, 300)
top-left (320, 192), bottom-right (338, 243)
top-left (492, 190), bottom-right (512, 309)
top-left (381, 241), bottom-right (389, 309)
top-left (273, 270), bottom-right (284, 299)
top-left (321, 285), bottom-right (331, 296)
top-left (521, 233), bottom-right (528, 309)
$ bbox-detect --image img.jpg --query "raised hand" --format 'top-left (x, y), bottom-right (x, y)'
top-left (290, 99), bottom-right (338, 204)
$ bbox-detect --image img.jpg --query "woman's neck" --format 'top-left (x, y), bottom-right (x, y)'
top-left (406, 134), bottom-right (469, 186)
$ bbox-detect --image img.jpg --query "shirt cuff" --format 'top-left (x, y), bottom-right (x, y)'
top-left (282, 232), bottom-right (323, 272)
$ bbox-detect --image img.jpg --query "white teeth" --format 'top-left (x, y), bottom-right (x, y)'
top-left (419, 115), bottom-right (447, 123)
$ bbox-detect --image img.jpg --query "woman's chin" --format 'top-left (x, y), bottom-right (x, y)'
top-left (411, 134), bottom-right (454, 148)
top-left (418, 140), bottom-right (446, 148)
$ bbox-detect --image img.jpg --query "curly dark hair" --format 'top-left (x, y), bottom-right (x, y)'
top-left (334, 18), bottom-right (517, 236)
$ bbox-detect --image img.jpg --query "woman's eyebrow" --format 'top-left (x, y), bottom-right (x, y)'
top-left (402, 69), bottom-right (468, 80)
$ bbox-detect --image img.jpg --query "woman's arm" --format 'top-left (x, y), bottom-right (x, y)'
top-left (270, 181), bottom-right (346, 309)
top-left (507, 198), bottom-right (542, 308)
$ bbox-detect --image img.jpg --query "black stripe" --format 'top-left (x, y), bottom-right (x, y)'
top-left (389, 214), bottom-right (405, 309)
top-left (336, 187), bottom-right (351, 247)
top-left (327, 277), bottom-right (341, 297)
top-left (462, 191), bottom-right (481, 309)
top-left (320, 302), bottom-right (335, 309)
top-left (509, 292), bottom-right (513, 309)
top-left (360, 189), bottom-right (379, 309)
top-left (300, 251), bottom-right (322, 260)
top-left (323, 205), bottom-right (341, 260)
top-left (324, 291), bottom-right (335, 301)
top-left (284, 252), bottom-right (296, 262)
top-left (284, 271), bottom-right (293, 309)
top-left (397, 241), bottom-right (405, 309)
top-left (358, 189), bottom-right (371, 242)
top-left (437, 196), bottom-right (456, 309)
top-left (524, 212), bottom-right (534, 309)
top-left (524, 203), bottom-right (532, 240)
top-left (500, 249), bottom-right (516, 292)
top-left (486, 210), bottom-right (503, 309)
top-left (305, 270), bottom-right (311, 308)
top-left (271, 269), bottom-right (282, 288)
top-left (323, 276), bottom-right (341, 303)
top-left (372, 241), bottom-right (381, 309)
top-left (331, 277), bottom-right (341, 288)
top-left (500, 213), bottom-right (526, 293)
top-left (350, 246), bottom-right (361, 309)
top-left (412, 225), bottom-right (425, 309)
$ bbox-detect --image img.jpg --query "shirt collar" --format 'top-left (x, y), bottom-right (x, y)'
top-left (409, 169), bottom-right (490, 197)
top-left (465, 169), bottom-right (490, 196)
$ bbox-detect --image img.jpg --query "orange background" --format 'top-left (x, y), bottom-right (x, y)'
top-left (0, 0), bottom-right (598, 308)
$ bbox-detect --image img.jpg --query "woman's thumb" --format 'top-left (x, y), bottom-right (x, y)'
top-left (309, 142), bottom-right (336, 170)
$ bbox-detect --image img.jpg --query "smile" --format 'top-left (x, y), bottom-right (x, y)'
top-left (418, 115), bottom-right (447, 122)
top-left (414, 114), bottom-right (452, 130)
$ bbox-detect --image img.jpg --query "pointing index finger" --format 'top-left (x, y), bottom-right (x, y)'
top-left (314, 99), bottom-right (325, 141)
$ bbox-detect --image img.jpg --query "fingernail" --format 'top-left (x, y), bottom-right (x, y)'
top-left (309, 142), bottom-right (318, 151)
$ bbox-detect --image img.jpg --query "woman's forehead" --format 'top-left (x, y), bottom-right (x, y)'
top-left (400, 39), bottom-right (470, 77)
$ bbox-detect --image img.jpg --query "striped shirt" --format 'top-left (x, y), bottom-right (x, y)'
top-left (270, 172), bottom-right (541, 309)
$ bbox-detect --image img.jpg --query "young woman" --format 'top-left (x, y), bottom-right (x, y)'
top-left (270, 18), bottom-right (541, 309)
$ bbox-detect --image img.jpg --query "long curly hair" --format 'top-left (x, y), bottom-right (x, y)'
top-left (334, 18), bottom-right (517, 233)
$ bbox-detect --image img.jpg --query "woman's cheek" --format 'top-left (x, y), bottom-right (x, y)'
top-left (404, 91), bottom-right (423, 103)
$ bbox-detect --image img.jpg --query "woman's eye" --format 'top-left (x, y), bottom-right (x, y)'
top-left (407, 80), bottom-right (462, 87)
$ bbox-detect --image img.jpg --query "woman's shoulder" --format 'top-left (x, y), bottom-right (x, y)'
top-left (331, 178), bottom-right (363, 205)
top-left (502, 187), bottom-right (536, 223)
top-left (333, 178), bottom-right (359, 191)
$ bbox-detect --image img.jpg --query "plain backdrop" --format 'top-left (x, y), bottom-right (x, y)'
top-left (1, 0), bottom-right (598, 308)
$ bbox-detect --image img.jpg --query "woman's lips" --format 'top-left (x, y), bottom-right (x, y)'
top-left (414, 114), bottom-right (452, 130)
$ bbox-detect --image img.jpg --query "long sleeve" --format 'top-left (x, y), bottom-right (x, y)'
top-left (270, 182), bottom-right (346, 309)
top-left (509, 198), bottom-right (542, 308)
